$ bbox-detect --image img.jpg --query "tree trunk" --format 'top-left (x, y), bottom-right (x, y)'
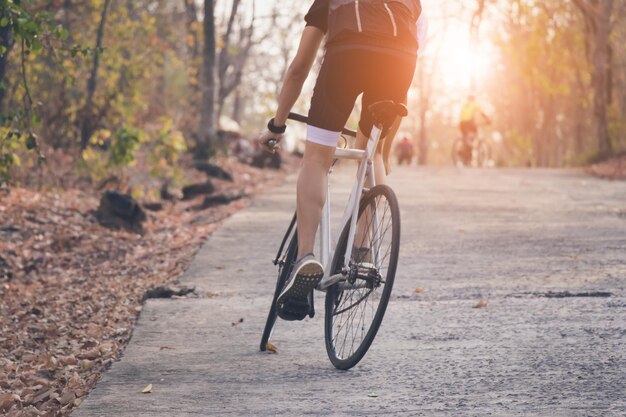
top-left (198, 0), bottom-right (217, 158)
top-left (0, 24), bottom-right (13, 112)
top-left (416, 60), bottom-right (429, 165)
top-left (183, 0), bottom-right (199, 59)
top-left (592, 0), bottom-right (614, 156)
top-left (232, 89), bottom-right (242, 124)
top-left (573, 0), bottom-right (615, 157)
top-left (80, 0), bottom-right (112, 149)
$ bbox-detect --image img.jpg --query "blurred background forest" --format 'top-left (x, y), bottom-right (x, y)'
top-left (1, 0), bottom-right (625, 190)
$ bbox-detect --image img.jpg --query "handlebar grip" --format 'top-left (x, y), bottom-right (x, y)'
top-left (288, 112), bottom-right (357, 138)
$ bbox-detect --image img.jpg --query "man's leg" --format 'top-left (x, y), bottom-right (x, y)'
top-left (355, 130), bottom-right (386, 186)
top-left (351, 130), bottom-right (386, 256)
top-left (296, 141), bottom-right (336, 259)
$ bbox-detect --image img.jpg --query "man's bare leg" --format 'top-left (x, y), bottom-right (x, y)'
top-left (296, 141), bottom-right (336, 260)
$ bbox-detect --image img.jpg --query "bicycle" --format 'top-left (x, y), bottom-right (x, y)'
top-left (259, 101), bottom-right (405, 370)
top-left (451, 132), bottom-right (492, 168)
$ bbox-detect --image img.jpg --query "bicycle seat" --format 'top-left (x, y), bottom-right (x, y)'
top-left (368, 101), bottom-right (408, 127)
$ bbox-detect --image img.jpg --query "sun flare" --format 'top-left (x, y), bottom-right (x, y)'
top-left (437, 25), bottom-right (494, 92)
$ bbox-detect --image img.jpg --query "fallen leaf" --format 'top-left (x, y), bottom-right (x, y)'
top-left (473, 298), bottom-right (487, 309)
top-left (0, 393), bottom-right (20, 412)
top-left (57, 391), bottom-right (75, 406)
top-left (414, 287), bottom-right (426, 294)
top-left (368, 392), bottom-right (379, 398)
top-left (141, 384), bottom-right (153, 394)
top-left (265, 343), bottom-right (278, 353)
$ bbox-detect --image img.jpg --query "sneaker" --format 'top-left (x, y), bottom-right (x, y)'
top-left (276, 253), bottom-right (323, 320)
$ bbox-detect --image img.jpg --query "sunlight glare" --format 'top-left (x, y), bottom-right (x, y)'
top-left (437, 25), bottom-right (493, 92)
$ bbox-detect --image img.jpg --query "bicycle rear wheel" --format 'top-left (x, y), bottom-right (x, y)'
top-left (451, 137), bottom-right (465, 166)
top-left (324, 184), bottom-right (400, 370)
top-left (259, 234), bottom-right (298, 352)
top-left (475, 140), bottom-right (490, 167)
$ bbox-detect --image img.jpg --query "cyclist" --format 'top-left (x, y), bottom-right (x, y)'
top-left (395, 135), bottom-right (414, 165)
top-left (458, 94), bottom-right (490, 164)
top-left (258, 0), bottom-right (427, 320)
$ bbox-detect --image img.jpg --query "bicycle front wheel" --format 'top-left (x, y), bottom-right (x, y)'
top-left (451, 138), bottom-right (465, 166)
top-left (324, 184), bottom-right (400, 370)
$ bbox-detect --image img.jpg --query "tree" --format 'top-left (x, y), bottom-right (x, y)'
top-left (198, 0), bottom-right (217, 158)
top-left (573, 0), bottom-right (615, 157)
top-left (216, 0), bottom-right (255, 124)
top-left (80, 0), bottom-right (112, 149)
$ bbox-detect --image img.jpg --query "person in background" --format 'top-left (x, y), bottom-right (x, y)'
top-left (459, 94), bottom-right (491, 163)
top-left (395, 136), bottom-right (414, 165)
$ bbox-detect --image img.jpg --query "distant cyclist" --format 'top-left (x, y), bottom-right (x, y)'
top-left (459, 94), bottom-right (490, 163)
top-left (257, 0), bottom-right (427, 320)
top-left (395, 136), bottom-right (414, 165)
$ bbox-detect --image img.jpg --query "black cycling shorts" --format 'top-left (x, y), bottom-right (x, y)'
top-left (307, 48), bottom-right (416, 146)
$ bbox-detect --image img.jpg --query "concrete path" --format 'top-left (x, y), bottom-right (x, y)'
top-left (74, 166), bottom-right (626, 417)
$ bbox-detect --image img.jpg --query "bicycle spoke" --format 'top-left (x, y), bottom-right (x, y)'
top-left (328, 188), bottom-right (397, 362)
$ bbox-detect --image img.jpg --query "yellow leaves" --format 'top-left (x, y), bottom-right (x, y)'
top-left (141, 384), bottom-right (153, 394)
top-left (414, 287), bottom-right (426, 294)
top-left (265, 343), bottom-right (278, 353)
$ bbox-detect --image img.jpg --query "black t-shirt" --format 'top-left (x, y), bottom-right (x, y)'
top-left (305, 0), bottom-right (329, 33)
top-left (304, 0), bottom-right (418, 57)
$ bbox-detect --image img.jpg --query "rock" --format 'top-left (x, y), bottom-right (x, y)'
top-left (142, 201), bottom-right (164, 212)
top-left (251, 151), bottom-right (281, 170)
top-left (95, 191), bottom-right (146, 233)
top-left (160, 182), bottom-right (176, 201)
top-left (145, 285), bottom-right (196, 299)
top-left (193, 161), bottom-right (234, 182)
top-left (182, 181), bottom-right (215, 200)
top-left (196, 193), bottom-right (245, 210)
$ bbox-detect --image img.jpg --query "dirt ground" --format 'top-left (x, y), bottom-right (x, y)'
top-left (587, 154), bottom-right (626, 180)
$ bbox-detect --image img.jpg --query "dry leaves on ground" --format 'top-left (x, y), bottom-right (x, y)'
top-left (0, 157), bottom-right (295, 417)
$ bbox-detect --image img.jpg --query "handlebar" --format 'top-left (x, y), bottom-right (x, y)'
top-left (288, 112), bottom-right (357, 138)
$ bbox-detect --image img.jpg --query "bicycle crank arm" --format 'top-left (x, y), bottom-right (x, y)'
top-left (317, 273), bottom-right (346, 291)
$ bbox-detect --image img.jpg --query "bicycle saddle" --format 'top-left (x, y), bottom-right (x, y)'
top-left (368, 101), bottom-right (408, 127)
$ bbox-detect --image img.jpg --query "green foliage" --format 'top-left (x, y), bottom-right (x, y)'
top-left (108, 126), bottom-right (146, 168)
top-left (148, 117), bottom-right (187, 182)
top-left (0, 0), bottom-right (74, 185)
top-left (79, 125), bottom-right (147, 184)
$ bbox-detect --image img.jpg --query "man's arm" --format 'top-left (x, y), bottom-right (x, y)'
top-left (273, 26), bottom-right (325, 126)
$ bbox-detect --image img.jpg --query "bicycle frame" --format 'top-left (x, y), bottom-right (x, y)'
top-left (318, 124), bottom-right (384, 289)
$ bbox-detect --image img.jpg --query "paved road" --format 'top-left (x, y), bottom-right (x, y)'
top-left (74, 166), bottom-right (626, 417)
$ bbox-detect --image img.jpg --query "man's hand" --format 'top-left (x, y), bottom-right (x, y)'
top-left (257, 129), bottom-right (283, 153)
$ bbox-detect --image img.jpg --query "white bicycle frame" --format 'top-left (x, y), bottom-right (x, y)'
top-left (318, 124), bottom-right (384, 290)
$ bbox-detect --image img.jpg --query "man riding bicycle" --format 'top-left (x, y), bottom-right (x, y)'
top-left (258, 0), bottom-right (427, 320)
top-left (458, 94), bottom-right (490, 164)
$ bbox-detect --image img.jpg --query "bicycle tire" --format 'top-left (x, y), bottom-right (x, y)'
top-left (324, 184), bottom-right (400, 370)
top-left (476, 140), bottom-right (490, 167)
top-left (451, 137), bottom-right (465, 166)
top-left (259, 234), bottom-right (298, 351)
